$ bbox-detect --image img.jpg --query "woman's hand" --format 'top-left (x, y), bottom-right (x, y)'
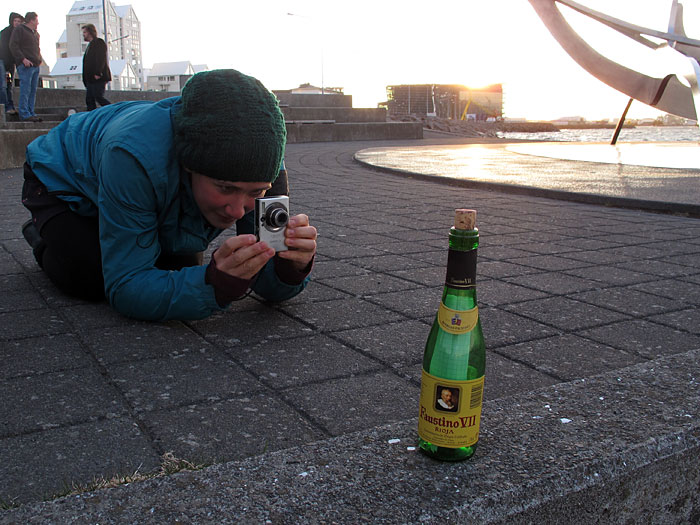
top-left (213, 234), bottom-right (275, 280)
top-left (278, 214), bottom-right (317, 270)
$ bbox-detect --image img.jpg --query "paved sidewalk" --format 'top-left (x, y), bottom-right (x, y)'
top-left (1, 137), bottom-right (699, 521)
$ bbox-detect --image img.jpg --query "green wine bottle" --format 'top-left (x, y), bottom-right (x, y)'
top-left (418, 209), bottom-right (486, 461)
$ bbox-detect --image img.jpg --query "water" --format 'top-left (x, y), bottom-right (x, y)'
top-left (498, 125), bottom-right (700, 143)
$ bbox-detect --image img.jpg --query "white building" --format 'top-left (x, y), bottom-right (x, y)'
top-left (50, 56), bottom-right (139, 91)
top-left (145, 62), bottom-right (197, 92)
top-left (56, 0), bottom-right (143, 89)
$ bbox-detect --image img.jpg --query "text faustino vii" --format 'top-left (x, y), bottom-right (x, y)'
top-left (419, 406), bottom-right (478, 429)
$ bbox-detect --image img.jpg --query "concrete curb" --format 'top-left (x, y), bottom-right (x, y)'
top-left (3, 349), bottom-right (698, 523)
top-left (353, 153), bottom-right (700, 218)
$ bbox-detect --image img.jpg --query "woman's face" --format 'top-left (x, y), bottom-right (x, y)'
top-left (190, 172), bottom-right (270, 229)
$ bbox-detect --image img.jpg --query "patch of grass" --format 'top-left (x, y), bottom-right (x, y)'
top-left (52, 452), bottom-right (208, 500)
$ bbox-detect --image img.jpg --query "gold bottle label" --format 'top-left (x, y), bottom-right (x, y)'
top-left (437, 304), bottom-right (478, 335)
top-left (418, 371), bottom-right (484, 448)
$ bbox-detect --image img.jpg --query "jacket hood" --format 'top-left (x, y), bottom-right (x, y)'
top-left (9, 12), bottom-right (22, 26)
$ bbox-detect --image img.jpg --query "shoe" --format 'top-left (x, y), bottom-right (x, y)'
top-left (6, 109), bottom-right (18, 115)
top-left (30, 115), bottom-right (43, 122)
top-left (22, 219), bottom-right (46, 268)
top-left (21, 219), bottom-right (42, 250)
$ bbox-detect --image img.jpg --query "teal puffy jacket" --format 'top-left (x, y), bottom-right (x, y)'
top-left (26, 97), bottom-right (308, 320)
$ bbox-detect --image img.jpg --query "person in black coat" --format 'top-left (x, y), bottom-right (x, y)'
top-left (0, 12), bottom-right (24, 115)
top-left (81, 23), bottom-right (111, 111)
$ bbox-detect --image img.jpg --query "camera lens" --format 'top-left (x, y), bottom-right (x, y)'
top-left (266, 207), bottom-right (289, 229)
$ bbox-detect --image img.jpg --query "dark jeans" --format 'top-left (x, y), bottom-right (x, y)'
top-left (85, 81), bottom-right (111, 111)
top-left (0, 62), bottom-right (14, 111)
top-left (21, 163), bottom-right (201, 302)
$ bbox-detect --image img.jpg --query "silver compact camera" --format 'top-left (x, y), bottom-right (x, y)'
top-left (255, 196), bottom-right (290, 252)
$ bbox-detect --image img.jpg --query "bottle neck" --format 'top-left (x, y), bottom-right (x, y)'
top-left (444, 227), bottom-right (479, 291)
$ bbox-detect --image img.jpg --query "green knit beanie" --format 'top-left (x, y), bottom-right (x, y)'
top-left (172, 69), bottom-right (286, 183)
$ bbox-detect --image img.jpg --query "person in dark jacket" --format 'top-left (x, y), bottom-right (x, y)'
top-left (81, 23), bottom-right (111, 110)
top-left (0, 12), bottom-right (23, 115)
top-left (9, 11), bottom-right (42, 122)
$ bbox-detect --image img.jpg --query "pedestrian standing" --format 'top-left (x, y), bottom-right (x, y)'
top-left (0, 12), bottom-right (23, 116)
top-left (81, 23), bottom-right (111, 111)
top-left (9, 11), bottom-right (42, 122)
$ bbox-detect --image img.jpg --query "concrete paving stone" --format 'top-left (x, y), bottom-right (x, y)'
top-left (26, 271), bottom-right (90, 307)
top-left (365, 286), bottom-right (443, 319)
top-left (144, 394), bottom-right (326, 465)
top-left (554, 237), bottom-right (625, 251)
top-left (629, 278), bottom-right (700, 304)
top-left (557, 248), bottom-right (638, 265)
top-left (477, 223), bottom-right (531, 236)
top-left (484, 351), bottom-right (560, 399)
top-left (603, 244), bottom-right (668, 260)
top-left (233, 334), bottom-right (382, 389)
top-left (0, 287), bottom-right (46, 313)
top-left (509, 254), bottom-right (592, 272)
top-left (0, 308), bottom-right (68, 340)
top-left (187, 308), bottom-right (314, 347)
top-left (0, 367), bottom-right (126, 437)
top-left (669, 252), bottom-right (700, 268)
top-left (58, 302), bottom-right (135, 331)
top-left (81, 322), bottom-right (212, 365)
top-left (492, 231), bottom-right (572, 247)
top-left (503, 271), bottom-right (601, 295)
top-left (507, 241), bottom-right (584, 256)
top-left (385, 229), bottom-right (443, 243)
top-left (478, 245), bottom-right (540, 261)
top-left (330, 232), bottom-right (396, 247)
top-left (569, 286), bottom-right (686, 316)
top-left (279, 296), bottom-right (406, 332)
top-left (501, 296), bottom-right (630, 332)
top-left (353, 222), bottom-right (417, 235)
top-left (497, 334), bottom-right (646, 382)
top-left (578, 319), bottom-right (700, 359)
top-left (646, 308), bottom-right (700, 336)
top-left (0, 272), bottom-right (33, 292)
top-left (592, 222), bottom-right (657, 235)
top-left (344, 253), bottom-right (434, 273)
top-left (281, 371), bottom-right (417, 436)
top-left (309, 259), bottom-right (371, 280)
top-left (316, 239), bottom-right (386, 259)
top-left (107, 350), bottom-right (266, 413)
top-left (588, 233), bottom-right (652, 246)
top-left (0, 417), bottom-right (161, 506)
top-left (332, 319), bottom-right (430, 368)
top-left (317, 272), bottom-right (423, 297)
top-left (478, 260), bottom-right (543, 279)
top-left (479, 279), bottom-right (552, 306)
top-left (484, 299), bottom-right (563, 343)
top-left (615, 258), bottom-right (700, 278)
top-left (2, 238), bottom-right (37, 271)
top-left (0, 248), bottom-right (23, 275)
top-left (389, 265), bottom-right (446, 287)
top-left (564, 265), bottom-right (657, 286)
top-left (400, 249), bottom-right (448, 266)
top-left (373, 240), bottom-right (440, 255)
top-left (0, 334), bottom-right (91, 380)
top-left (281, 280), bottom-right (354, 305)
top-left (683, 273), bottom-right (700, 285)
top-left (640, 240), bottom-right (700, 257)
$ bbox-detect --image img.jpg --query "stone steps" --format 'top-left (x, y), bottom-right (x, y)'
top-left (1, 88), bottom-right (424, 169)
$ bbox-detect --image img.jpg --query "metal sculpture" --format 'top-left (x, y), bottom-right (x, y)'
top-left (530, 0), bottom-right (700, 141)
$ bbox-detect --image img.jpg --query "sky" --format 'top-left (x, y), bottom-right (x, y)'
top-left (7, 0), bottom-right (700, 121)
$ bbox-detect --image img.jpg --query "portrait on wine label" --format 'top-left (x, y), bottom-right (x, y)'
top-left (435, 386), bottom-right (459, 412)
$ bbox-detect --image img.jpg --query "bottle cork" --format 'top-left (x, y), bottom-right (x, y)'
top-left (454, 209), bottom-right (476, 230)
